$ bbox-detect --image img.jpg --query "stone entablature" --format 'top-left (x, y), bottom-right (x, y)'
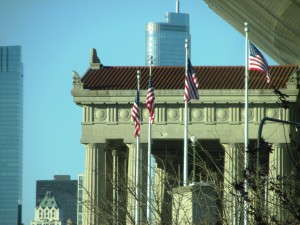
top-left (72, 82), bottom-right (299, 144)
top-left (72, 84), bottom-right (299, 104)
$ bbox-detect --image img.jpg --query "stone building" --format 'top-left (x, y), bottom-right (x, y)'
top-left (71, 49), bottom-right (300, 224)
top-left (31, 192), bottom-right (66, 225)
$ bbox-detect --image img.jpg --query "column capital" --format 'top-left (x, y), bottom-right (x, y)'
top-left (221, 143), bottom-right (239, 148)
top-left (271, 143), bottom-right (285, 148)
top-left (85, 143), bottom-right (106, 149)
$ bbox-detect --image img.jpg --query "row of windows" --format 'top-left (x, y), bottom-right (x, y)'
top-left (39, 213), bottom-right (56, 218)
top-left (0, 73), bottom-right (23, 79)
top-left (77, 213), bottom-right (82, 225)
top-left (78, 204), bottom-right (82, 213)
top-left (0, 123), bottom-right (22, 128)
top-left (36, 223), bottom-right (60, 225)
top-left (0, 139), bottom-right (22, 144)
top-left (39, 209), bottom-right (56, 213)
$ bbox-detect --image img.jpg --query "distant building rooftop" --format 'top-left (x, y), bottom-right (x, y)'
top-left (54, 175), bottom-right (71, 181)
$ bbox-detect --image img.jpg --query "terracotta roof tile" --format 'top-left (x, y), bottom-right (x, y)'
top-left (80, 65), bottom-right (297, 90)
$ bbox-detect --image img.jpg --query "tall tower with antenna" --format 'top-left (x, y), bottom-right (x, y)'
top-left (0, 45), bottom-right (23, 225)
top-left (145, 0), bottom-right (191, 66)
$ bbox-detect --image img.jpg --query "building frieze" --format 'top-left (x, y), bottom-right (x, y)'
top-left (81, 102), bottom-right (293, 126)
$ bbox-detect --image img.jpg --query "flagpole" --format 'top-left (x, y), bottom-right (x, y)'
top-left (244, 22), bottom-right (249, 225)
top-left (135, 70), bottom-right (141, 225)
top-left (147, 56), bottom-right (153, 223)
top-left (183, 38), bottom-right (189, 187)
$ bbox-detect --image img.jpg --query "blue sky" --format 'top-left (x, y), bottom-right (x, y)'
top-left (0, 0), bottom-right (277, 224)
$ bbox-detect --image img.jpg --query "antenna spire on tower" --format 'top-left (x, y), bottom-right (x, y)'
top-left (176, 0), bottom-right (180, 13)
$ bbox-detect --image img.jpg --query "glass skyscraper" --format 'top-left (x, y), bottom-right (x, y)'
top-left (145, 9), bottom-right (191, 66)
top-left (0, 46), bottom-right (23, 225)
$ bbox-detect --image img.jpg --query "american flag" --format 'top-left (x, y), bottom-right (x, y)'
top-left (146, 75), bottom-right (155, 124)
top-left (184, 58), bottom-right (199, 102)
top-left (249, 41), bottom-right (270, 83)
top-left (131, 90), bottom-right (140, 138)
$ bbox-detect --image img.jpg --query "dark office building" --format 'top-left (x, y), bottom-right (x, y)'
top-left (36, 175), bottom-right (78, 224)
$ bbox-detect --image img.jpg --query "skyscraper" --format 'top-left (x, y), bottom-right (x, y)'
top-left (0, 45), bottom-right (23, 225)
top-left (145, 0), bottom-right (191, 66)
top-left (36, 175), bottom-right (78, 224)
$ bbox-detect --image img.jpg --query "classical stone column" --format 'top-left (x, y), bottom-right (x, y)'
top-left (268, 143), bottom-right (291, 180)
top-left (112, 147), bottom-right (128, 224)
top-left (153, 155), bottom-right (176, 225)
top-left (126, 143), bottom-right (148, 224)
top-left (152, 165), bottom-right (165, 225)
top-left (126, 143), bottom-right (137, 224)
top-left (82, 143), bottom-right (106, 225)
top-left (267, 143), bottom-right (289, 222)
top-left (222, 143), bottom-right (243, 225)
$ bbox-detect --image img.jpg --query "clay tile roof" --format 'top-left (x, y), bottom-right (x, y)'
top-left (80, 65), bottom-right (298, 90)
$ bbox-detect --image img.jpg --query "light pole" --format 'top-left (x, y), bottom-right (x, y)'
top-left (135, 69), bottom-right (141, 225)
top-left (190, 136), bottom-right (197, 183)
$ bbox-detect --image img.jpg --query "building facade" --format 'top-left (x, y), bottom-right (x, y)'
top-left (72, 49), bottom-right (300, 224)
top-left (36, 175), bottom-right (78, 224)
top-left (0, 45), bottom-right (23, 225)
top-left (145, 3), bottom-right (190, 66)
